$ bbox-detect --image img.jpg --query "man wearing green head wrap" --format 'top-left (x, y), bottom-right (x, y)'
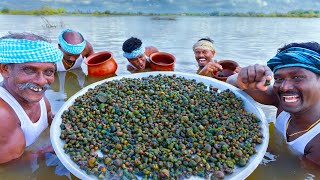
top-left (227, 42), bottom-right (320, 167)
top-left (0, 32), bottom-right (63, 164)
top-left (57, 29), bottom-right (94, 71)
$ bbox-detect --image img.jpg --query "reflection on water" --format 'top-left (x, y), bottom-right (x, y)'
top-left (0, 15), bottom-right (320, 179)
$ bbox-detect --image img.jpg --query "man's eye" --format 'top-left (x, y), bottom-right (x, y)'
top-left (274, 77), bottom-right (283, 82)
top-left (45, 70), bottom-right (55, 76)
top-left (293, 76), bottom-right (304, 80)
top-left (23, 68), bottom-right (35, 74)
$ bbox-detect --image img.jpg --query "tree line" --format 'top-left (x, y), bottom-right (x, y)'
top-left (1, 6), bottom-right (319, 18)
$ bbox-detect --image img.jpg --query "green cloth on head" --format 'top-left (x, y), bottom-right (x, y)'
top-left (267, 47), bottom-right (320, 74)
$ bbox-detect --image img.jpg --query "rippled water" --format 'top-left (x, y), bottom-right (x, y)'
top-left (0, 15), bottom-right (320, 179)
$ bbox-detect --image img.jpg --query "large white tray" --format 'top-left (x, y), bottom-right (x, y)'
top-left (50, 71), bottom-right (269, 180)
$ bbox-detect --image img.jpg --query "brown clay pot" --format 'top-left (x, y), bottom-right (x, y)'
top-left (149, 52), bottom-right (175, 71)
top-left (84, 51), bottom-right (118, 76)
top-left (212, 60), bottom-right (239, 82)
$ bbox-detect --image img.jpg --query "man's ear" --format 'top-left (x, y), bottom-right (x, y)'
top-left (211, 50), bottom-right (216, 56)
top-left (0, 64), bottom-right (10, 78)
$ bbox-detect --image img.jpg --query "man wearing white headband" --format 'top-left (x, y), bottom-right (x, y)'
top-left (122, 37), bottom-right (158, 72)
top-left (193, 37), bottom-right (222, 76)
top-left (0, 32), bottom-right (63, 164)
top-left (57, 29), bottom-right (94, 71)
top-left (193, 37), bottom-right (240, 77)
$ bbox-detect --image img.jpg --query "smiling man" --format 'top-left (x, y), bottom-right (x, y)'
top-left (193, 37), bottom-right (241, 77)
top-left (227, 42), bottom-right (320, 167)
top-left (193, 37), bottom-right (222, 76)
top-left (0, 32), bottom-right (63, 164)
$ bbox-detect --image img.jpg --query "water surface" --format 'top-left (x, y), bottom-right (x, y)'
top-left (1, 15), bottom-right (320, 179)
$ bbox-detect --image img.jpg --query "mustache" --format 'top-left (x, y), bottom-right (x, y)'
top-left (18, 82), bottom-right (51, 91)
top-left (279, 90), bottom-right (299, 95)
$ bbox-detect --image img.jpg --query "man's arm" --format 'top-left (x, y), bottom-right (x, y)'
top-left (227, 73), bottom-right (278, 106)
top-left (198, 61), bottom-right (222, 76)
top-left (0, 104), bottom-right (26, 164)
top-left (226, 64), bottom-right (279, 106)
top-left (44, 97), bottom-right (54, 125)
top-left (84, 41), bottom-right (94, 58)
top-left (302, 134), bottom-right (320, 168)
top-left (145, 46), bottom-right (159, 57)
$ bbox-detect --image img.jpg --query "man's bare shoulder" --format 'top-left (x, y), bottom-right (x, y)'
top-left (0, 99), bottom-right (20, 131)
top-left (304, 133), bottom-right (320, 166)
top-left (0, 99), bottom-right (25, 164)
top-left (83, 41), bottom-right (94, 57)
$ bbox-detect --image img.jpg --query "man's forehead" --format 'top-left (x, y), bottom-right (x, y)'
top-left (195, 48), bottom-right (211, 52)
top-left (275, 66), bottom-right (314, 75)
top-left (61, 48), bottom-right (80, 56)
top-left (15, 62), bottom-right (55, 67)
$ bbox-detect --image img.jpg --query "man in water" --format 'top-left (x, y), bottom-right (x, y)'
top-left (0, 32), bottom-right (63, 164)
top-left (122, 37), bottom-right (158, 72)
top-left (227, 42), bottom-right (320, 167)
top-left (193, 37), bottom-right (240, 77)
top-left (57, 29), bottom-right (94, 71)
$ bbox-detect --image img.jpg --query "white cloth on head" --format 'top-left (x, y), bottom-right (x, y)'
top-left (275, 111), bottom-right (320, 155)
top-left (193, 40), bottom-right (215, 52)
top-left (56, 55), bottom-right (84, 71)
top-left (0, 86), bottom-right (48, 147)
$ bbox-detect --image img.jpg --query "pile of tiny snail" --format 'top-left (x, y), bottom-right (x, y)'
top-left (60, 74), bottom-right (263, 180)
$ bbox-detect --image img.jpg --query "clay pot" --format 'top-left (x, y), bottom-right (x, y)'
top-left (212, 60), bottom-right (239, 82)
top-left (84, 51), bottom-right (118, 76)
top-left (149, 52), bottom-right (175, 71)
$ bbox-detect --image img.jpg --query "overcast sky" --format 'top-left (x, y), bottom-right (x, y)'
top-left (1, 0), bottom-right (320, 13)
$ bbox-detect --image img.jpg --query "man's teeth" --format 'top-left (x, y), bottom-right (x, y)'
top-left (283, 95), bottom-right (299, 103)
top-left (30, 87), bottom-right (42, 92)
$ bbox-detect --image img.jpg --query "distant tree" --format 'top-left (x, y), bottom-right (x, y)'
top-left (1, 7), bottom-right (10, 14)
top-left (33, 6), bottom-right (59, 15)
top-left (57, 7), bottom-right (66, 14)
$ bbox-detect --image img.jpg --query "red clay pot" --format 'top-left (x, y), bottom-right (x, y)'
top-left (149, 52), bottom-right (175, 71)
top-left (212, 60), bottom-right (239, 82)
top-left (84, 51), bottom-right (118, 76)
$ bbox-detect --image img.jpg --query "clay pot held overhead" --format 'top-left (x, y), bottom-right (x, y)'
top-left (212, 60), bottom-right (239, 82)
top-left (149, 52), bottom-right (175, 71)
top-left (84, 51), bottom-right (118, 76)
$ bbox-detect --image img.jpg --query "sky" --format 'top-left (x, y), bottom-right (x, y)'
top-left (1, 0), bottom-right (320, 13)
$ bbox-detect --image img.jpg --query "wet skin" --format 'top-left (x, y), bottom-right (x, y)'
top-left (273, 67), bottom-right (320, 114)
top-left (2, 62), bottom-right (55, 104)
top-left (194, 48), bottom-right (215, 67)
top-left (128, 54), bottom-right (147, 70)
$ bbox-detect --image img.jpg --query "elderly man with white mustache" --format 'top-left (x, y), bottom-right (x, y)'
top-left (0, 32), bottom-right (63, 164)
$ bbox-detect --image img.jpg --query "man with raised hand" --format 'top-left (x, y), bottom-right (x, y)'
top-left (227, 42), bottom-right (320, 167)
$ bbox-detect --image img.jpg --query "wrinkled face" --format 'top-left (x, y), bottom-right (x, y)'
top-left (128, 54), bottom-right (147, 70)
top-left (194, 48), bottom-right (215, 67)
top-left (273, 67), bottom-right (320, 113)
top-left (59, 44), bottom-right (80, 63)
top-left (2, 62), bottom-right (55, 103)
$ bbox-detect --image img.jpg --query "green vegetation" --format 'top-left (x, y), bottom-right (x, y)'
top-left (1, 6), bottom-right (320, 18)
